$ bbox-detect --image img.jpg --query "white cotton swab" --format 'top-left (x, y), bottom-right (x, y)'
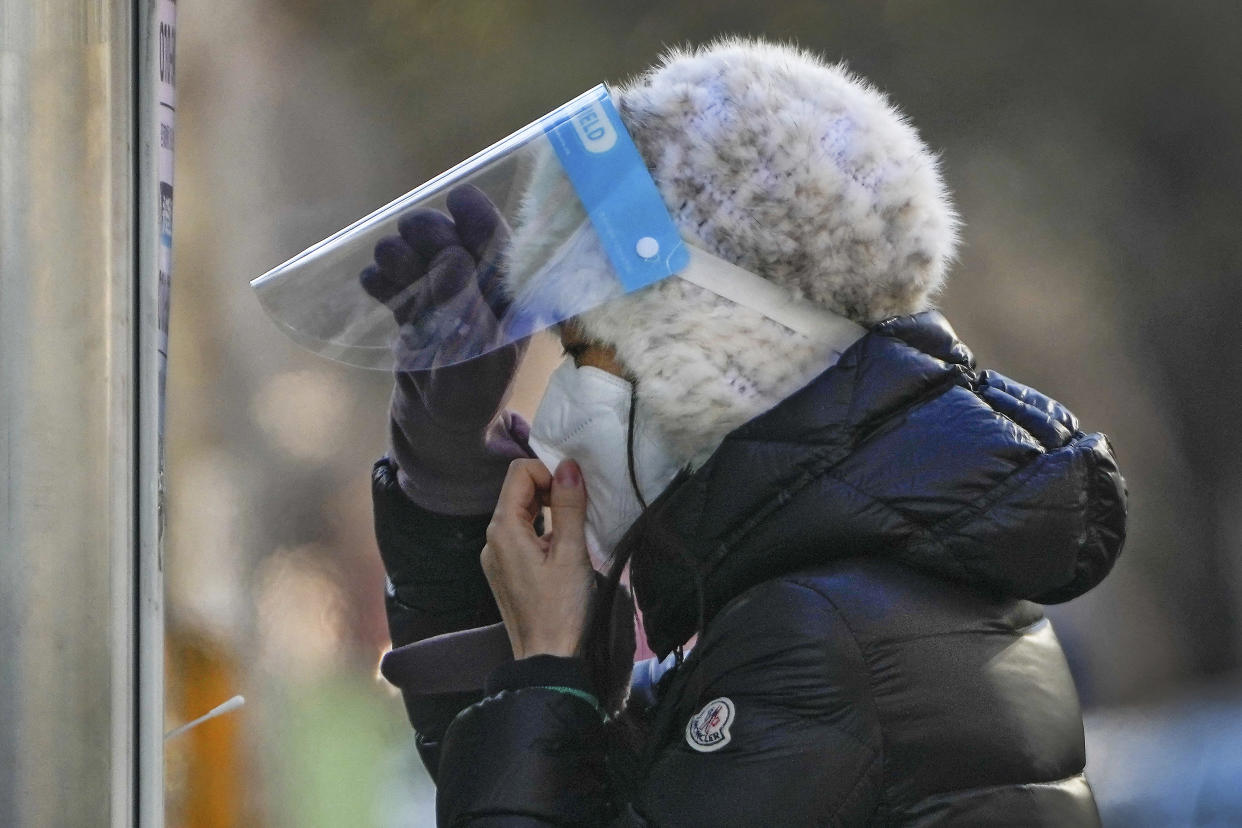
top-left (164, 695), bottom-right (246, 741)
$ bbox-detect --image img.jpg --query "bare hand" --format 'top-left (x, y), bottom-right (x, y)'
top-left (481, 459), bottom-right (595, 659)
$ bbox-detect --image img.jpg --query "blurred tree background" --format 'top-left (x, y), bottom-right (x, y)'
top-left (165, 1), bottom-right (1242, 824)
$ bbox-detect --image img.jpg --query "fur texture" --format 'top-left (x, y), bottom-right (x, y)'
top-left (505, 38), bottom-right (959, 470)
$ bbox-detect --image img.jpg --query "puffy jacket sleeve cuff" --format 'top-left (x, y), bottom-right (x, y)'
top-left (486, 655), bottom-right (599, 713)
top-left (372, 456), bottom-right (501, 648)
top-left (437, 683), bottom-right (611, 825)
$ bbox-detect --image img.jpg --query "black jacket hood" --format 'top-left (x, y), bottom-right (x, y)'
top-left (626, 311), bottom-right (1127, 658)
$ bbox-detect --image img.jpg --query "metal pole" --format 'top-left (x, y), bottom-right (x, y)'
top-left (0, 0), bottom-right (172, 823)
top-left (136, 0), bottom-right (176, 825)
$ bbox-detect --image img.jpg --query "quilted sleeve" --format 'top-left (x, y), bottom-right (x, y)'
top-left (434, 578), bottom-right (883, 826)
top-left (372, 456), bottom-right (502, 778)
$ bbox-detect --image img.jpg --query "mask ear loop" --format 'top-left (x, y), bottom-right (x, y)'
top-left (623, 382), bottom-right (702, 670)
top-left (625, 381), bottom-right (650, 513)
top-left (625, 382), bottom-right (693, 672)
top-left (623, 382), bottom-right (667, 668)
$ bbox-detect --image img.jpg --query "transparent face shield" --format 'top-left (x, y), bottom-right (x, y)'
top-left (254, 84), bottom-right (866, 373)
top-left (253, 85), bottom-right (697, 371)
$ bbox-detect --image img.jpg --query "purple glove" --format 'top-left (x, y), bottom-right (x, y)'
top-left (361, 185), bottom-right (531, 515)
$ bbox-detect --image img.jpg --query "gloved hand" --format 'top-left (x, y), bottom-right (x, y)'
top-left (361, 185), bottom-right (531, 515)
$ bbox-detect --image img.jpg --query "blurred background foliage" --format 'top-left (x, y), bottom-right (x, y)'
top-left (165, 1), bottom-right (1242, 824)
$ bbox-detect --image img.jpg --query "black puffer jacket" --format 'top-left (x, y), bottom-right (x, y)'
top-left (375, 311), bottom-right (1126, 826)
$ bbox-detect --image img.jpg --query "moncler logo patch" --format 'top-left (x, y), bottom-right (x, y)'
top-left (685, 697), bottom-right (735, 752)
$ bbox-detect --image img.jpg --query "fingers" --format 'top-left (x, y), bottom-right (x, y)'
top-left (369, 189), bottom-right (510, 365)
top-left (362, 233), bottom-right (427, 322)
top-left (548, 460), bottom-right (588, 564)
top-left (424, 245), bottom-right (479, 305)
top-left (446, 186), bottom-right (512, 320)
top-left (361, 235), bottom-right (415, 298)
top-left (373, 234), bottom-right (418, 276)
top-left (397, 209), bottom-right (459, 262)
top-left (361, 266), bottom-right (425, 328)
top-left (483, 457), bottom-right (595, 661)
top-left (492, 459), bottom-right (552, 526)
top-left (484, 461), bottom-right (551, 613)
top-left (446, 184), bottom-right (504, 261)
top-left (359, 263), bottom-right (396, 304)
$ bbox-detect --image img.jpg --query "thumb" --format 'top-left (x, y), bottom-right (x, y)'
top-left (549, 460), bottom-right (588, 563)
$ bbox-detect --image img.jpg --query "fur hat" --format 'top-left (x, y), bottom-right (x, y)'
top-left (506, 38), bottom-right (959, 470)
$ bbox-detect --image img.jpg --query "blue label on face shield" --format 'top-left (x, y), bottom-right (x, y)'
top-left (544, 86), bottom-right (689, 293)
top-left (571, 103), bottom-right (618, 153)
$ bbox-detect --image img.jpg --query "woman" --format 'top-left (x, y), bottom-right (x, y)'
top-left (369, 39), bottom-right (1126, 826)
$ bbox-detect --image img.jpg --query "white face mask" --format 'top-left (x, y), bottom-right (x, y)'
top-left (528, 359), bottom-right (682, 568)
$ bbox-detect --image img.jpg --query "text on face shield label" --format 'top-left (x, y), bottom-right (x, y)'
top-left (573, 102), bottom-right (618, 153)
top-left (544, 86), bottom-right (688, 292)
